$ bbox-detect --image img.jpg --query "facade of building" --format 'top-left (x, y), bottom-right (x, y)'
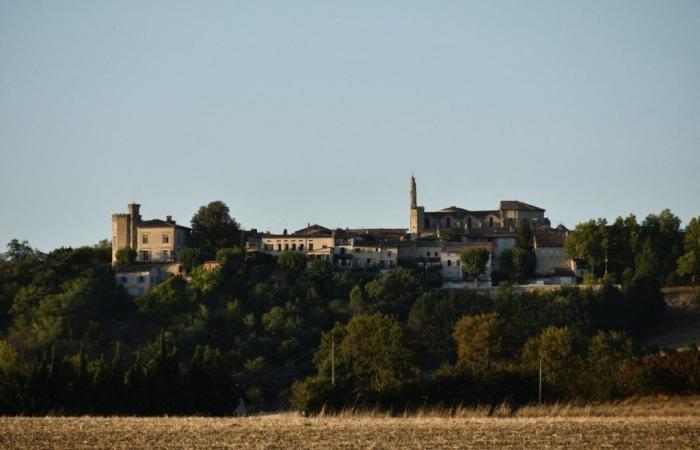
top-left (111, 204), bottom-right (190, 264)
top-left (440, 241), bottom-right (494, 282)
top-left (248, 224), bottom-right (336, 262)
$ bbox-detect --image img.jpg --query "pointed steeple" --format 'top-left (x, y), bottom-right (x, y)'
top-left (410, 174), bottom-right (417, 209)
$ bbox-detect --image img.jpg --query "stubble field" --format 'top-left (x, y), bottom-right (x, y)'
top-left (2, 399), bottom-right (700, 449)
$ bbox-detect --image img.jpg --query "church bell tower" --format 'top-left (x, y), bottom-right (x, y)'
top-left (409, 175), bottom-right (424, 237)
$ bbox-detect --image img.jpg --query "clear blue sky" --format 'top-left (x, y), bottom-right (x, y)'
top-left (1, 1), bottom-right (698, 251)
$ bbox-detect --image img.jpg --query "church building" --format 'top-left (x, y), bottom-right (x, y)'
top-left (408, 175), bottom-right (549, 238)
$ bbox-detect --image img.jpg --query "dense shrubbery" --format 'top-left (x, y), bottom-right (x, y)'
top-left (0, 208), bottom-right (698, 415)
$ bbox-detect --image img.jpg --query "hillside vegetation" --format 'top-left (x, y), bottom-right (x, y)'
top-left (0, 204), bottom-right (699, 415)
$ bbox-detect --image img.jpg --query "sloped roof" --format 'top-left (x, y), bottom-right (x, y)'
top-left (534, 229), bottom-right (567, 247)
top-left (499, 201), bottom-right (545, 212)
top-left (138, 219), bottom-right (190, 230)
top-left (439, 206), bottom-right (468, 213)
top-left (293, 224), bottom-right (332, 235)
top-left (426, 209), bottom-right (500, 218)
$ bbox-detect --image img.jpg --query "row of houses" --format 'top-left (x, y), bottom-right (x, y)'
top-left (246, 222), bottom-right (579, 285)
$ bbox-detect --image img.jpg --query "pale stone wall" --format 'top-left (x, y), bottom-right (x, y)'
top-left (136, 226), bottom-right (178, 262)
top-left (111, 214), bottom-right (130, 262)
top-left (410, 207), bottom-right (424, 235)
top-left (535, 246), bottom-right (573, 275)
top-left (260, 235), bottom-right (334, 255)
top-left (115, 267), bottom-right (160, 296)
top-left (440, 251), bottom-right (492, 281)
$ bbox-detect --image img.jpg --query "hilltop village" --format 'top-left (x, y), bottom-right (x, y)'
top-left (112, 177), bottom-right (581, 295)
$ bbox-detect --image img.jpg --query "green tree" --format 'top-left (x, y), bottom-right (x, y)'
top-left (677, 217), bottom-right (700, 284)
top-left (452, 313), bottom-right (502, 372)
top-left (4, 239), bottom-right (37, 263)
top-left (499, 247), bottom-right (533, 283)
top-left (191, 201), bottom-right (241, 257)
top-left (606, 216), bottom-right (639, 281)
top-left (348, 285), bottom-right (366, 315)
top-left (124, 352), bottom-right (147, 413)
top-left (564, 219), bottom-right (607, 278)
top-left (276, 251), bottom-right (307, 274)
top-left (364, 267), bottom-right (420, 318)
top-left (516, 220), bottom-right (534, 252)
top-left (640, 209), bottom-right (683, 284)
top-left (115, 247), bottom-right (136, 265)
top-left (0, 340), bottom-right (20, 412)
top-left (460, 247), bottom-right (490, 286)
top-left (179, 247), bottom-right (203, 273)
top-left (523, 326), bottom-right (582, 398)
top-left (339, 314), bottom-right (415, 391)
top-left (585, 330), bottom-right (632, 400)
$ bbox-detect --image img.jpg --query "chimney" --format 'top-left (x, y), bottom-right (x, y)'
top-left (166, 215), bottom-right (173, 223)
top-left (283, 229), bottom-right (288, 235)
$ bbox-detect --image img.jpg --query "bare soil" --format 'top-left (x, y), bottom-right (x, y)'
top-left (2, 399), bottom-right (700, 450)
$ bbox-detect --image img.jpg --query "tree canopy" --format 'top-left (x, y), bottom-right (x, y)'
top-left (190, 201), bottom-right (241, 258)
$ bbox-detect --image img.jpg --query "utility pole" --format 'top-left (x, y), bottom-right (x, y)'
top-left (538, 356), bottom-right (543, 404)
top-left (331, 338), bottom-right (335, 386)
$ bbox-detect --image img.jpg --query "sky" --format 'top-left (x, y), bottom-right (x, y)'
top-left (1, 1), bottom-right (699, 252)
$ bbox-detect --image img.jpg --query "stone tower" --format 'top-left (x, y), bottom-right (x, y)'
top-left (127, 203), bottom-right (141, 249)
top-left (111, 203), bottom-right (143, 263)
top-left (409, 175), bottom-right (424, 237)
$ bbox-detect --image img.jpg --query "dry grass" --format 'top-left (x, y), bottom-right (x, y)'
top-left (2, 398), bottom-right (700, 449)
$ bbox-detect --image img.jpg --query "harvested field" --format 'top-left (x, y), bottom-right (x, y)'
top-left (2, 401), bottom-right (700, 450)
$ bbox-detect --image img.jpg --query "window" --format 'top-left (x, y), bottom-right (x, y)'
top-left (424, 218), bottom-right (430, 228)
top-left (299, 244), bottom-right (304, 251)
top-left (489, 217), bottom-right (494, 227)
top-left (150, 276), bottom-right (155, 284)
top-left (467, 218), bottom-right (472, 228)
top-left (277, 244), bottom-right (282, 251)
top-left (292, 243), bottom-right (296, 251)
top-left (285, 243), bottom-right (289, 250)
top-left (446, 217), bottom-right (451, 228)
top-left (447, 260), bottom-right (452, 266)
top-left (138, 276), bottom-right (145, 283)
top-left (162, 234), bottom-right (169, 244)
top-left (161, 250), bottom-right (169, 260)
top-left (340, 248), bottom-right (346, 254)
top-left (309, 243), bottom-right (314, 251)
top-left (120, 276), bottom-right (127, 283)
top-left (426, 251), bottom-right (430, 257)
top-left (142, 234), bottom-right (149, 244)
top-left (141, 251), bottom-right (150, 261)
top-left (366, 258), bottom-right (371, 265)
top-left (435, 252), bottom-right (438, 257)
top-left (387, 251), bottom-right (392, 257)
